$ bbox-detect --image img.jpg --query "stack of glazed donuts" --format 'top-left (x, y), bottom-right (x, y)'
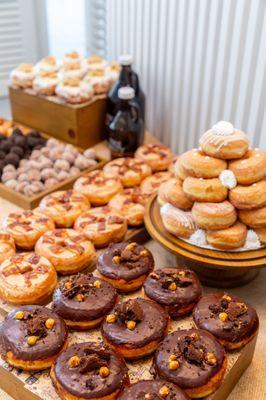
top-left (159, 121), bottom-right (266, 250)
top-left (0, 239), bottom-right (259, 399)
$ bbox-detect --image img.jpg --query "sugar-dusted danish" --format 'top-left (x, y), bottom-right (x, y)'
top-left (118, 380), bottom-right (189, 400)
top-left (97, 242), bottom-right (154, 292)
top-left (108, 190), bottom-right (145, 226)
top-left (160, 203), bottom-right (197, 238)
top-left (140, 171), bottom-right (171, 194)
top-left (206, 222), bottom-right (247, 250)
top-left (35, 229), bottom-right (96, 275)
top-left (0, 232), bottom-right (16, 263)
top-left (0, 253), bottom-right (57, 304)
top-left (199, 121), bottom-right (249, 159)
top-left (103, 157), bottom-right (152, 187)
top-left (74, 206), bottom-right (127, 248)
top-left (38, 189), bottom-right (90, 228)
top-left (102, 298), bottom-right (169, 360)
top-left (2, 210), bottom-right (55, 250)
top-left (74, 169), bottom-right (123, 206)
top-left (153, 329), bottom-right (227, 398)
top-left (229, 179), bottom-right (266, 210)
top-left (238, 206), bottom-right (266, 228)
top-left (229, 149), bottom-right (266, 185)
top-left (0, 305), bottom-right (67, 371)
top-left (183, 177), bottom-right (228, 203)
top-left (193, 292), bottom-right (259, 350)
top-left (53, 273), bottom-right (117, 330)
top-left (50, 342), bottom-right (129, 400)
top-left (157, 178), bottom-right (193, 209)
top-left (192, 201), bottom-right (237, 230)
top-left (178, 149), bottom-right (227, 178)
top-left (135, 143), bottom-right (174, 171)
top-left (144, 268), bottom-right (202, 318)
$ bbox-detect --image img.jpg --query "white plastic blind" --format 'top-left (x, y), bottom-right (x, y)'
top-left (105, 0), bottom-right (266, 151)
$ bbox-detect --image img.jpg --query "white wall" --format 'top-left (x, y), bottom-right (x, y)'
top-left (106, 0), bottom-right (266, 152)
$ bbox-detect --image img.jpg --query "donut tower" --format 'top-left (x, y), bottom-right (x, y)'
top-left (159, 121), bottom-right (266, 250)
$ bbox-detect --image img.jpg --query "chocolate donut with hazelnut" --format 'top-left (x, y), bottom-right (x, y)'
top-left (51, 342), bottom-right (129, 400)
top-left (53, 273), bottom-right (117, 330)
top-left (193, 292), bottom-right (259, 350)
top-left (102, 298), bottom-right (169, 360)
top-left (143, 268), bottom-right (202, 318)
top-left (153, 329), bottom-right (227, 398)
top-left (97, 242), bottom-right (154, 293)
top-left (0, 305), bottom-right (68, 371)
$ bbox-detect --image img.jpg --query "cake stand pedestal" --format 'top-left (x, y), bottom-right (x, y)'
top-left (144, 195), bottom-right (266, 288)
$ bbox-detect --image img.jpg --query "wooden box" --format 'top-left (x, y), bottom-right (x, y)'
top-left (9, 87), bottom-right (107, 149)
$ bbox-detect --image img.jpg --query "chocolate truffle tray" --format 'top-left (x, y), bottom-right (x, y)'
top-left (0, 288), bottom-right (258, 400)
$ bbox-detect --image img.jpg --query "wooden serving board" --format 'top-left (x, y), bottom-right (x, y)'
top-left (0, 288), bottom-right (258, 400)
top-left (144, 195), bottom-right (266, 288)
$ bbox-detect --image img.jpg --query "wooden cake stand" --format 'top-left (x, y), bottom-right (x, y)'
top-left (144, 194), bottom-right (266, 288)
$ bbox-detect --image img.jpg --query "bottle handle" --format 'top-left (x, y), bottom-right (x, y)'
top-left (130, 101), bottom-right (140, 123)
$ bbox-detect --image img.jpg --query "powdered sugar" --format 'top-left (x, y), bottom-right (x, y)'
top-left (212, 121), bottom-right (234, 136)
top-left (219, 170), bottom-right (237, 189)
top-left (189, 229), bottom-right (207, 246)
top-left (243, 230), bottom-right (261, 250)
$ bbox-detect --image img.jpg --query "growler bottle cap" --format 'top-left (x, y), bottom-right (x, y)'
top-left (119, 54), bottom-right (133, 66)
top-left (118, 87), bottom-right (135, 100)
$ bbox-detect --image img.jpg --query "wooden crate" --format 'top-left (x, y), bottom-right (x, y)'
top-left (9, 87), bottom-right (107, 149)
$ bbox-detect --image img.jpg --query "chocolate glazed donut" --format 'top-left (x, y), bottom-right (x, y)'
top-left (152, 329), bottom-right (227, 398)
top-left (143, 268), bottom-right (202, 318)
top-left (193, 292), bottom-right (259, 350)
top-left (51, 342), bottom-right (129, 400)
top-left (98, 241), bottom-right (154, 293)
top-left (118, 379), bottom-right (189, 399)
top-left (0, 305), bottom-right (68, 371)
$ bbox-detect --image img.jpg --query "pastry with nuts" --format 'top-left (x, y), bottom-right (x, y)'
top-left (193, 292), bottom-right (259, 350)
top-left (50, 342), bottom-right (129, 400)
top-left (135, 143), bottom-right (174, 172)
top-left (143, 268), bottom-right (202, 318)
top-left (0, 305), bottom-right (67, 371)
top-left (38, 189), bottom-right (90, 228)
top-left (3, 210), bottom-right (55, 250)
top-left (74, 206), bottom-right (127, 248)
top-left (35, 229), bottom-right (96, 275)
top-left (152, 329), bottom-right (227, 398)
top-left (52, 273), bottom-right (117, 330)
top-left (118, 379), bottom-right (189, 400)
top-left (0, 252), bottom-right (57, 305)
top-left (101, 298), bottom-right (169, 360)
top-left (97, 242), bottom-right (154, 293)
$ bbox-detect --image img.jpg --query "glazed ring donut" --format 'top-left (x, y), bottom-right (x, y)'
top-left (143, 268), bottom-right (202, 318)
top-left (101, 298), bottom-right (169, 360)
top-left (254, 228), bottom-right (266, 245)
top-left (135, 143), bottom-right (174, 171)
top-left (103, 157), bottom-right (151, 187)
top-left (183, 177), bottom-right (228, 202)
top-left (229, 149), bottom-right (266, 185)
top-left (97, 242), bottom-right (154, 293)
top-left (0, 305), bottom-right (68, 371)
top-left (53, 273), bottom-right (117, 330)
top-left (153, 328), bottom-right (227, 398)
top-left (206, 222), bottom-right (247, 250)
top-left (229, 179), bottom-right (266, 210)
top-left (157, 178), bottom-right (193, 210)
top-left (160, 203), bottom-right (197, 238)
top-left (118, 380), bottom-right (189, 400)
top-left (35, 229), bottom-right (96, 275)
top-left (108, 190), bottom-right (145, 226)
top-left (199, 121), bottom-right (249, 159)
top-left (0, 252), bottom-right (57, 305)
top-left (0, 232), bottom-right (15, 263)
top-left (74, 169), bottom-right (122, 206)
top-left (192, 201), bottom-right (237, 230)
top-left (3, 210), bottom-right (55, 250)
top-left (174, 158), bottom-right (190, 180)
top-left (238, 206), bottom-right (266, 228)
top-left (140, 171), bottom-right (171, 194)
top-left (74, 206), bottom-right (127, 248)
top-left (50, 342), bottom-right (129, 400)
top-left (193, 292), bottom-right (259, 350)
top-left (38, 189), bottom-right (90, 228)
top-left (178, 149), bottom-right (227, 178)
